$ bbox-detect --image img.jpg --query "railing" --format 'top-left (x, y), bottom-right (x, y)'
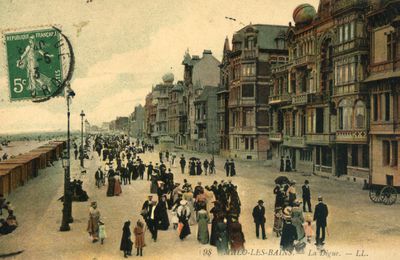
top-left (272, 63), bottom-right (290, 74)
top-left (336, 130), bottom-right (368, 143)
top-left (335, 38), bottom-right (368, 53)
top-left (283, 135), bottom-right (306, 147)
top-left (269, 132), bottom-right (283, 142)
top-left (306, 133), bottom-right (336, 145)
top-left (292, 93), bottom-right (308, 105)
top-left (294, 55), bottom-right (315, 67)
top-left (269, 93), bottom-right (291, 104)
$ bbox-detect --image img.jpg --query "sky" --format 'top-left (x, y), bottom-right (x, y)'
top-left (0, 0), bottom-right (319, 134)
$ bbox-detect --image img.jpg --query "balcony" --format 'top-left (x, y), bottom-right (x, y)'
top-left (292, 93), bottom-right (308, 105)
top-left (336, 130), bottom-right (368, 143)
top-left (195, 115), bottom-right (207, 125)
top-left (269, 132), bottom-right (283, 142)
top-left (242, 49), bottom-right (257, 60)
top-left (269, 93), bottom-right (291, 105)
top-left (293, 55), bottom-right (315, 67)
top-left (283, 135), bottom-right (307, 148)
top-left (272, 63), bottom-right (290, 74)
top-left (335, 38), bottom-right (368, 53)
top-left (306, 133), bottom-right (336, 145)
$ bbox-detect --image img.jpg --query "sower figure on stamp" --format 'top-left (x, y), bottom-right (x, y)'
top-left (314, 196), bottom-right (328, 246)
top-left (16, 35), bottom-right (53, 97)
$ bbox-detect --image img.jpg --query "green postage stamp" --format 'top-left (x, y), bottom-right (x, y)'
top-left (3, 27), bottom-right (70, 101)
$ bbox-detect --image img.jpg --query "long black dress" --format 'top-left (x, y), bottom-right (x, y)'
top-left (280, 221), bottom-right (298, 252)
top-left (155, 201), bottom-right (170, 230)
top-left (107, 177), bottom-right (115, 196)
top-left (120, 221), bottom-right (133, 254)
top-left (189, 162), bottom-right (196, 176)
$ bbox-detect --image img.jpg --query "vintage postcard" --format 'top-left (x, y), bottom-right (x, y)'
top-left (0, 0), bottom-right (399, 259)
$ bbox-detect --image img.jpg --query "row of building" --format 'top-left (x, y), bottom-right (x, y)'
top-left (141, 0), bottom-right (400, 186)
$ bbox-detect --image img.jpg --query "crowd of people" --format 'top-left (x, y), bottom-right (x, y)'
top-left (271, 179), bottom-right (329, 252)
top-left (79, 133), bottom-right (330, 257)
top-left (140, 178), bottom-right (245, 255)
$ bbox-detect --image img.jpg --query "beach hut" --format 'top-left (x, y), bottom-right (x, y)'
top-left (0, 163), bottom-right (23, 195)
top-left (1, 155), bottom-right (39, 181)
top-left (25, 151), bottom-right (47, 169)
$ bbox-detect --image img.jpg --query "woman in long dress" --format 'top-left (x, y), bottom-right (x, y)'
top-left (177, 200), bottom-right (191, 240)
top-left (134, 220), bottom-right (145, 256)
top-left (155, 195), bottom-right (170, 230)
top-left (229, 219), bottom-right (245, 252)
top-left (183, 191), bottom-right (196, 226)
top-left (150, 171), bottom-right (159, 194)
top-left (215, 221), bottom-right (229, 255)
top-left (107, 176), bottom-right (115, 196)
top-left (120, 221), bottom-right (133, 258)
top-left (86, 202), bottom-right (100, 243)
top-left (196, 208), bottom-right (210, 244)
top-left (114, 174), bottom-right (122, 196)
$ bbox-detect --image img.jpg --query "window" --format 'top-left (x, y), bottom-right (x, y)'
top-left (316, 108), bottom-right (324, 133)
top-left (245, 138), bottom-right (249, 150)
top-left (373, 94), bottom-right (378, 121)
top-left (250, 138), bottom-right (254, 150)
top-left (383, 141), bottom-right (390, 166)
top-left (387, 32), bottom-right (396, 61)
top-left (350, 22), bottom-right (355, 40)
top-left (344, 24), bottom-right (349, 42)
top-left (391, 141), bottom-right (398, 166)
top-left (339, 99), bottom-right (352, 130)
top-left (242, 84), bottom-right (254, 97)
top-left (339, 26), bottom-right (343, 43)
top-left (385, 93), bottom-right (390, 121)
top-left (355, 101), bottom-right (366, 129)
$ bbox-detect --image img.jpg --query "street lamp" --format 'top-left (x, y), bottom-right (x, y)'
top-left (60, 87), bottom-right (75, 232)
top-left (80, 110), bottom-right (85, 167)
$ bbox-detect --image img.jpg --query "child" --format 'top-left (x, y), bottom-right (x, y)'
top-left (134, 220), bottom-right (145, 257)
top-left (273, 207), bottom-right (283, 237)
top-left (303, 217), bottom-right (313, 243)
top-left (98, 221), bottom-right (106, 244)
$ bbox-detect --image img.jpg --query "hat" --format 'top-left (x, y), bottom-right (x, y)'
top-left (258, 200), bottom-right (264, 204)
top-left (291, 180), bottom-right (296, 184)
top-left (294, 200), bottom-right (302, 206)
top-left (318, 196), bottom-right (323, 201)
top-left (148, 195), bottom-right (153, 198)
top-left (180, 199), bottom-right (187, 205)
top-left (91, 201), bottom-right (97, 206)
top-left (283, 207), bottom-right (292, 216)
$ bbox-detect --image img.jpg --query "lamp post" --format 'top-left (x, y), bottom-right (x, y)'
top-left (60, 88), bottom-right (75, 232)
top-left (80, 110), bottom-right (85, 167)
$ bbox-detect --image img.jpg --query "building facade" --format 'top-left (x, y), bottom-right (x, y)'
top-left (366, 0), bottom-right (400, 186)
top-left (168, 81), bottom-right (188, 147)
top-left (193, 86), bottom-right (220, 153)
top-left (270, 0), bottom-right (371, 178)
top-left (182, 50), bottom-right (220, 151)
top-left (227, 24), bottom-right (288, 160)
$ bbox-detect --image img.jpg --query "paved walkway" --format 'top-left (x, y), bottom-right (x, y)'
top-left (0, 147), bottom-right (399, 260)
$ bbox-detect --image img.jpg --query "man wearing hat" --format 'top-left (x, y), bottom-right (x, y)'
top-left (252, 200), bottom-right (266, 240)
top-left (314, 196), bottom-right (328, 245)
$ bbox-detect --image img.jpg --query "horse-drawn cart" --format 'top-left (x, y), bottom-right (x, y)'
top-left (369, 184), bottom-right (398, 205)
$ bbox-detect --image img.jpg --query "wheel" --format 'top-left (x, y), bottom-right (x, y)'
top-left (369, 188), bottom-right (382, 203)
top-left (381, 186), bottom-right (397, 205)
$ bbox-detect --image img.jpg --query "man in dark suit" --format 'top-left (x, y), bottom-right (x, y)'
top-left (224, 160), bottom-right (230, 177)
top-left (146, 162), bottom-right (153, 181)
top-left (302, 180), bottom-right (312, 212)
top-left (252, 200), bottom-right (266, 239)
top-left (179, 155), bottom-right (186, 174)
top-left (95, 167), bottom-right (103, 188)
top-left (314, 196), bottom-right (328, 245)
